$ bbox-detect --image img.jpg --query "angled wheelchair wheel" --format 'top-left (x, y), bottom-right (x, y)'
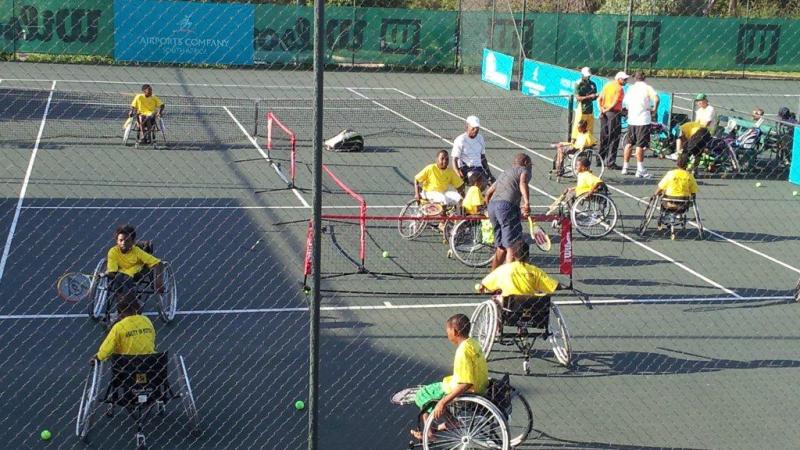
top-left (638, 195), bottom-right (660, 236)
top-left (157, 262), bottom-right (178, 323)
top-left (449, 220), bottom-right (494, 268)
top-left (692, 201), bottom-right (705, 240)
top-left (571, 192), bottom-right (617, 239)
top-left (398, 200), bottom-right (426, 240)
top-left (507, 388), bottom-right (534, 448)
top-left (571, 149), bottom-right (605, 179)
top-left (548, 305), bottom-right (572, 367)
top-left (175, 355), bottom-right (201, 436)
top-left (88, 258), bottom-right (109, 322)
top-left (75, 360), bottom-right (104, 442)
top-left (423, 395), bottom-right (509, 450)
top-left (469, 300), bottom-right (499, 359)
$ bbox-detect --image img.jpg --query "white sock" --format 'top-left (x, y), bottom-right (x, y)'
top-left (637, 162), bottom-right (644, 172)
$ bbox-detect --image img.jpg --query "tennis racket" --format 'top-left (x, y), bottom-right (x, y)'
top-left (56, 272), bottom-right (99, 303)
top-left (528, 217), bottom-right (551, 252)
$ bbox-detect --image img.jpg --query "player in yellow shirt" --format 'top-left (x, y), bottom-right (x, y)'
top-left (411, 313), bottom-right (488, 441)
top-left (551, 120), bottom-right (597, 177)
top-left (94, 287), bottom-right (156, 362)
top-left (655, 153), bottom-right (699, 211)
top-left (461, 171), bottom-right (487, 215)
top-left (548, 157), bottom-right (605, 215)
top-left (129, 84), bottom-right (164, 144)
top-left (107, 224), bottom-right (164, 294)
top-left (415, 150), bottom-right (465, 207)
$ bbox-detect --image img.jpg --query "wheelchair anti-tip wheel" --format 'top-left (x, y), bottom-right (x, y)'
top-left (422, 395), bottom-right (509, 450)
top-left (449, 220), bottom-right (494, 268)
top-left (571, 192), bottom-right (618, 239)
top-left (548, 305), bottom-right (572, 367)
top-left (398, 200), bottom-right (427, 240)
top-left (469, 300), bottom-right (499, 359)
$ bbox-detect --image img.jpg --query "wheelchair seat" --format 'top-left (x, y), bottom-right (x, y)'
top-left (106, 352), bottom-right (171, 408)
top-left (501, 295), bottom-right (552, 330)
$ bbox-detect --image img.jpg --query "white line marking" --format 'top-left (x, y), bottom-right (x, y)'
top-left (394, 88), bottom-right (800, 278)
top-left (0, 295), bottom-right (791, 320)
top-left (365, 88), bottom-right (738, 297)
top-left (224, 106), bottom-right (310, 208)
top-left (0, 80), bottom-right (56, 284)
top-left (2, 78), bottom-right (394, 91)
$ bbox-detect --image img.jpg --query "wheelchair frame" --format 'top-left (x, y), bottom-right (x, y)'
top-left (470, 296), bottom-right (571, 374)
top-left (638, 193), bottom-right (704, 240)
top-left (123, 115), bottom-right (167, 149)
top-left (76, 353), bottom-right (199, 448)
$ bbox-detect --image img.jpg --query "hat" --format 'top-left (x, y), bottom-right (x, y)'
top-left (580, 67), bottom-right (592, 77)
top-left (695, 93), bottom-right (707, 101)
top-left (466, 115), bottom-right (480, 128)
top-left (614, 71), bottom-right (629, 80)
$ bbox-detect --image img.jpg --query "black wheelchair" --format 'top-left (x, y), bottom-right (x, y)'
top-left (638, 193), bottom-right (705, 240)
top-left (470, 295), bottom-right (571, 374)
top-left (391, 374), bottom-right (533, 450)
top-left (88, 241), bottom-right (178, 327)
top-left (76, 352), bottom-right (199, 449)
top-left (123, 114), bottom-right (167, 149)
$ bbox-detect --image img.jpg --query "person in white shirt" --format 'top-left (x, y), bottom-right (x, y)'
top-left (669, 93), bottom-right (715, 160)
top-left (621, 72), bottom-right (659, 178)
top-left (452, 115), bottom-right (494, 183)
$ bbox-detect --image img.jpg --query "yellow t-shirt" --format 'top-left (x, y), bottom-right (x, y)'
top-left (442, 337), bottom-right (488, 395)
top-left (131, 94), bottom-right (163, 116)
top-left (96, 315), bottom-right (156, 361)
top-left (415, 163), bottom-right (464, 193)
top-left (658, 168), bottom-right (698, 197)
top-left (462, 185), bottom-right (485, 215)
top-left (481, 261), bottom-right (559, 297)
top-left (680, 121), bottom-right (704, 139)
top-left (575, 170), bottom-right (603, 196)
top-left (573, 132), bottom-right (596, 150)
top-left (107, 245), bottom-right (161, 277)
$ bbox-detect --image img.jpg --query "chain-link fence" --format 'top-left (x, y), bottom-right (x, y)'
top-left (1, 0), bottom-right (799, 449)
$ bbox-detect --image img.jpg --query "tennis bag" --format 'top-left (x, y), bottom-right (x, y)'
top-left (324, 129), bottom-right (364, 152)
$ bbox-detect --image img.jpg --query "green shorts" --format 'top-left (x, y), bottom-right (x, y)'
top-left (414, 382), bottom-right (446, 412)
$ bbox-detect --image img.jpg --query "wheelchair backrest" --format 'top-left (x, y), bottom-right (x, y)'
top-left (503, 295), bottom-right (552, 329)
top-left (111, 352), bottom-right (169, 405)
top-left (486, 373), bottom-right (513, 414)
top-left (135, 240), bottom-right (154, 254)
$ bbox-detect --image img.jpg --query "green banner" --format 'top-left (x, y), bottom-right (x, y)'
top-left (254, 4), bottom-right (457, 68)
top-left (1, 0), bottom-right (113, 56)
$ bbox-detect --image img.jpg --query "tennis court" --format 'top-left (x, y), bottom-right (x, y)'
top-left (1, 62), bottom-right (799, 449)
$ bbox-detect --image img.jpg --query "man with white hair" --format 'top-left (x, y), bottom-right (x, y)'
top-left (452, 115), bottom-right (494, 183)
top-left (598, 71), bottom-right (628, 169)
top-left (573, 67), bottom-right (598, 139)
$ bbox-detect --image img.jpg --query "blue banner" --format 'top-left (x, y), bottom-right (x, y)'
top-left (114, 0), bottom-right (254, 65)
top-left (481, 48), bottom-right (513, 90)
top-left (790, 127), bottom-right (800, 186)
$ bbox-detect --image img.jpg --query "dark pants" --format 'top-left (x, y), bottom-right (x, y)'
top-left (600, 110), bottom-right (622, 166)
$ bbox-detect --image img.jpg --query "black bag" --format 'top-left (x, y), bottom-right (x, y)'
top-left (324, 129), bottom-right (364, 152)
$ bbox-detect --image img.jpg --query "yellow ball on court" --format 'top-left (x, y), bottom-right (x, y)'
top-left (382, 250), bottom-right (390, 258)
top-left (755, 182), bottom-right (762, 188)
top-left (40, 430), bottom-right (51, 441)
top-left (474, 283), bottom-right (481, 292)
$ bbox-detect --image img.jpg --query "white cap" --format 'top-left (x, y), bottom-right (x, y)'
top-left (614, 71), bottom-right (629, 80)
top-left (466, 115), bottom-right (480, 128)
top-left (580, 67), bottom-right (592, 77)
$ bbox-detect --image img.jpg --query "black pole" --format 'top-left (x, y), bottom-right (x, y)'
top-left (308, 0), bottom-right (324, 448)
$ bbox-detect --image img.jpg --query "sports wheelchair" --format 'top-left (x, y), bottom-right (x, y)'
top-left (391, 373), bottom-right (533, 450)
top-left (123, 115), bottom-right (167, 149)
top-left (470, 295), bottom-right (571, 374)
top-left (88, 241), bottom-right (178, 326)
top-left (550, 187), bottom-right (618, 239)
top-left (550, 145), bottom-right (605, 182)
top-left (77, 353), bottom-right (199, 449)
top-left (638, 193), bottom-right (704, 240)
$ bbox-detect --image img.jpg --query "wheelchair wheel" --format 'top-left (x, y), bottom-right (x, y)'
top-left (422, 394), bottom-right (509, 450)
top-left (175, 355), bottom-right (201, 436)
top-left (548, 305), bottom-right (571, 367)
top-left (638, 195), bottom-right (660, 236)
top-left (507, 388), bottom-right (534, 448)
top-left (692, 201), bottom-right (705, 240)
top-left (570, 149), bottom-right (605, 179)
top-left (571, 192), bottom-right (617, 239)
top-left (398, 200), bottom-right (427, 240)
top-left (88, 258), bottom-right (109, 322)
top-left (75, 360), bottom-right (104, 442)
top-left (156, 262), bottom-right (178, 323)
top-left (449, 220), bottom-right (494, 268)
top-left (469, 300), bottom-right (499, 358)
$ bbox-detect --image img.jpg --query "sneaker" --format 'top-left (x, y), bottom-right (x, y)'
top-left (620, 167), bottom-right (629, 175)
top-left (666, 152), bottom-right (679, 160)
top-left (635, 170), bottom-right (652, 179)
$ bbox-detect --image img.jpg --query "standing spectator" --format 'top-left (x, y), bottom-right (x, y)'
top-left (621, 72), bottom-right (659, 178)
top-left (598, 71), bottom-right (628, 170)
top-left (452, 115), bottom-right (494, 183)
top-left (485, 153), bottom-right (532, 270)
top-left (572, 67), bottom-right (598, 140)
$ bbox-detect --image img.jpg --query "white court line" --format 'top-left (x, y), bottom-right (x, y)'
top-left (224, 106), bottom-right (310, 208)
top-left (0, 294), bottom-right (792, 320)
top-left (350, 88), bottom-right (738, 297)
top-left (0, 80), bottom-right (56, 284)
top-left (394, 88), bottom-right (800, 278)
top-left (1, 78), bottom-right (394, 91)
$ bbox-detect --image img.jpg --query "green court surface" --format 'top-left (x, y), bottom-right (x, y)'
top-left (0, 63), bottom-right (799, 449)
